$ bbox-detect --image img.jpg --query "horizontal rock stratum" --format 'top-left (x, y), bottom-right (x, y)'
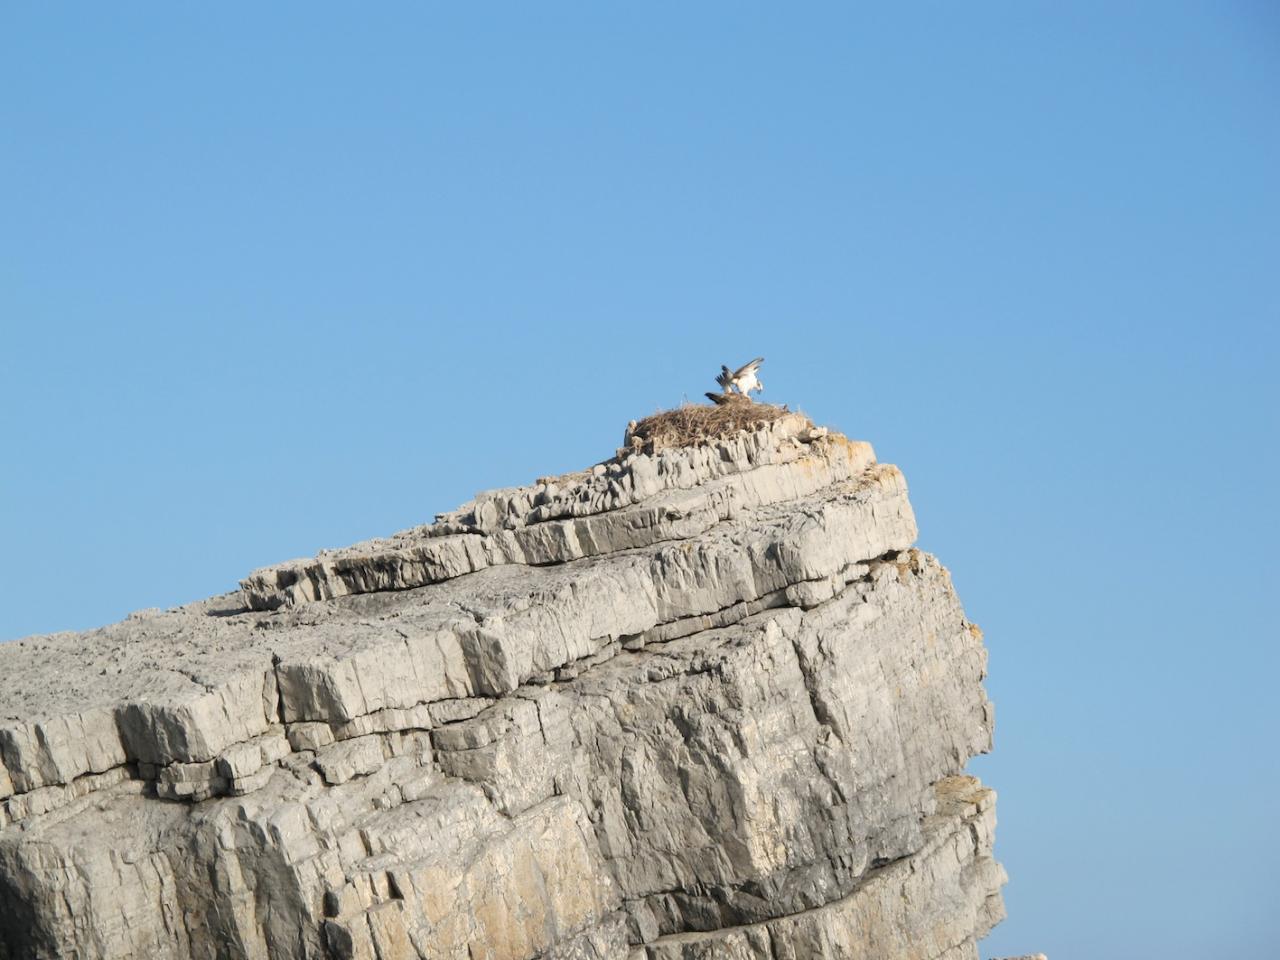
top-left (0, 411), bottom-right (1006, 959)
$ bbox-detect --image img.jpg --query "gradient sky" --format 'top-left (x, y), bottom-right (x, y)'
top-left (2, 5), bottom-right (1277, 958)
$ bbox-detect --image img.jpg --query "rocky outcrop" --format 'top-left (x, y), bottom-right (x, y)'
top-left (0, 413), bottom-right (1006, 959)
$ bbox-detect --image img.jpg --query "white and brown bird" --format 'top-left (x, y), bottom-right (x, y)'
top-left (705, 390), bottom-right (747, 405)
top-left (714, 357), bottom-right (765, 399)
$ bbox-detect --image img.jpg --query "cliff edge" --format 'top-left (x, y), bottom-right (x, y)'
top-left (0, 410), bottom-right (1005, 959)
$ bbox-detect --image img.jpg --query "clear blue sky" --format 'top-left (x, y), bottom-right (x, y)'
top-left (2, 4), bottom-right (1276, 957)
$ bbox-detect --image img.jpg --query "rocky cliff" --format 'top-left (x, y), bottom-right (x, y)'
top-left (0, 411), bottom-right (1005, 959)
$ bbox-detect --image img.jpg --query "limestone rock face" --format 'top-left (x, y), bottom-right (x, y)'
top-left (0, 414), bottom-right (1005, 959)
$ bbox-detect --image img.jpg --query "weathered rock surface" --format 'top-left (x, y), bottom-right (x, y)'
top-left (0, 412), bottom-right (1006, 959)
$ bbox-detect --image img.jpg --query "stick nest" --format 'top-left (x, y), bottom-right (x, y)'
top-left (623, 397), bottom-right (797, 455)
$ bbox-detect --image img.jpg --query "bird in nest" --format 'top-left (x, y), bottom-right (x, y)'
top-left (706, 357), bottom-right (764, 404)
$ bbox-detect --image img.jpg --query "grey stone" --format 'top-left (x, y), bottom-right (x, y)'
top-left (238, 417), bottom-right (878, 611)
top-left (286, 721), bottom-right (335, 752)
top-left (314, 735), bottom-right (386, 786)
top-left (0, 415), bottom-right (1007, 959)
top-left (638, 777), bottom-right (1005, 960)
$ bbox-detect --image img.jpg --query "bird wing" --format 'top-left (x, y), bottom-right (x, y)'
top-left (734, 357), bottom-right (764, 378)
top-left (705, 392), bottom-right (729, 405)
top-left (715, 365), bottom-right (734, 390)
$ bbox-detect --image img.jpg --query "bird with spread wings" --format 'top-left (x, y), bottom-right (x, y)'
top-left (706, 357), bottom-right (764, 404)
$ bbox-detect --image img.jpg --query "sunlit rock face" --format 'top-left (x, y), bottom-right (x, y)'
top-left (0, 412), bottom-right (1005, 960)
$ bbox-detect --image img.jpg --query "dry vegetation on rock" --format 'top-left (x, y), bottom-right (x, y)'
top-left (623, 398), bottom-right (799, 454)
